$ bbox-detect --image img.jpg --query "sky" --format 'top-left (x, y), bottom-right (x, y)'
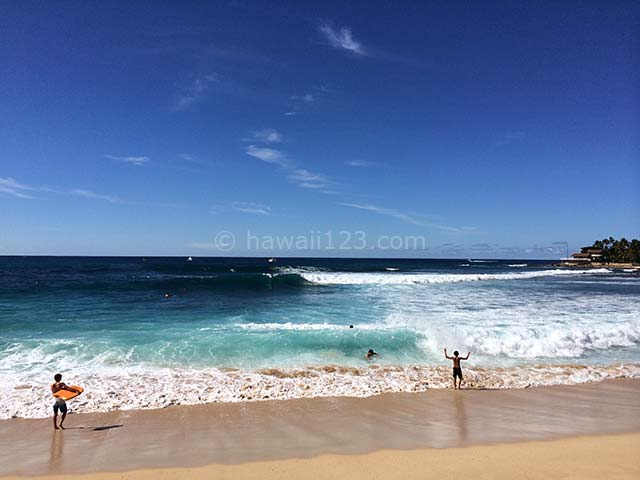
top-left (1, 1), bottom-right (638, 258)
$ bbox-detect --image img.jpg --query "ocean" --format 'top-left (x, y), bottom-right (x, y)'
top-left (1, 256), bottom-right (639, 419)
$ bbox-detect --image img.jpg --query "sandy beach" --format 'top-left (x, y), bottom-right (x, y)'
top-left (1, 379), bottom-right (639, 478)
top-left (5, 434), bottom-right (638, 480)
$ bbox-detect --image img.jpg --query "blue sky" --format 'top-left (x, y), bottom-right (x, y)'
top-left (1, 1), bottom-right (638, 257)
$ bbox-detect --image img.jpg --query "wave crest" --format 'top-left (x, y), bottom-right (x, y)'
top-left (299, 269), bottom-right (610, 285)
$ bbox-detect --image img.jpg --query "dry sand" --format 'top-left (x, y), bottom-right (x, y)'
top-left (1, 379), bottom-right (639, 478)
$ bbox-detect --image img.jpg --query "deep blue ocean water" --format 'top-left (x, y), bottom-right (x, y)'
top-left (1, 256), bottom-right (639, 418)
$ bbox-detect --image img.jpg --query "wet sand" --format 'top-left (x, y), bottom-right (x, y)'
top-left (1, 379), bottom-right (639, 477)
top-left (5, 434), bottom-right (638, 480)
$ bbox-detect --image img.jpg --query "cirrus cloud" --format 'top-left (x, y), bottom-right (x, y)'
top-left (0, 177), bottom-right (37, 199)
top-left (244, 145), bottom-right (288, 167)
top-left (319, 23), bottom-right (366, 56)
top-left (232, 201), bottom-right (272, 216)
top-left (249, 128), bottom-right (283, 144)
top-left (172, 73), bottom-right (219, 112)
top-left (104, 155), bottom-right (150, 166)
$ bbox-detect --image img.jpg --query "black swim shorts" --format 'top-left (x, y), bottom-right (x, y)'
top-left (453, 367), bottom-right (463, 380)
top-left (53, 399), bottom-right (67, 414)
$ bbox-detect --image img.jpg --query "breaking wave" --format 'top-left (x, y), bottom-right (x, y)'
top-left (297, 269), bottom-right (610, 285)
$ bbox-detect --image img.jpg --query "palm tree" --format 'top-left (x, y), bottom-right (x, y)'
top-left (630, 239), bottom-right (640, 264)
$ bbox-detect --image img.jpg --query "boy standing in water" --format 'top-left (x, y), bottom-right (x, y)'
top-left (51, 373), bottom-right (79, 430)
top-left (444, 349), bottom-right (470, 389)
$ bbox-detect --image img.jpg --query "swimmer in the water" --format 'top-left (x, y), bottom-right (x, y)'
top-left (365, 349), bottom-right (379, 360)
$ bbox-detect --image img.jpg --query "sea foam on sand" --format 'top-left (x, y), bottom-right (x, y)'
top-left (3, 362), bottom-right (639, 419)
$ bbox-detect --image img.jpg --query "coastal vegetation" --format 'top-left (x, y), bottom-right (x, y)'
top-left (589, 237), bottom-right (640, 264)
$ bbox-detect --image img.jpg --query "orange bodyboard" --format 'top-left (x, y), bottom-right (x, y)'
top-left (53, 386), bottom-right (84, 401)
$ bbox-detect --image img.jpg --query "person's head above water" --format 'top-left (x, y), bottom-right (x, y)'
top-left (453, 350), bottom-right (459, 357)
top-left (368, 349), bottom-right (375, 354)
top-left (54, 373), bottom-right (62, 382)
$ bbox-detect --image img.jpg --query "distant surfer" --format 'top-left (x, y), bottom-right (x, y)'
top-left (365, 349), bottom-right (379, 360)
top-left (444, 349), bottom-right (471, 389)
top-left (51, 373), bottom-right (80, 430)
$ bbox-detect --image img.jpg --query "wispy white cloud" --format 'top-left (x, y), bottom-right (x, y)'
top-left (104, 155), bottom-right (150, 166)
top-left (285, 85), bottom-right (330, 116)
top-left (248, 128), bottom-right (282, 144)
top-left (345, 160), bottom-right (379, 168)
top-left (231, 201), bottom-right (271, 216)
top-left (1, 177), bottom-right (122, 203)
top-left (243, 128), bottom-right (286, 165)
top-left (289, 169), bottom-right (331, 190)
top-left (290, 93), bottom-right (314, 104)
top-left (70, 189), bottom-right (121, 204)
top-left (0, 177), bottom-right (37, 199)
top-left (245, 145), bottom-right (288, 167)
top-left (318, 24), bottom-right (434, 68)
top-left (242, 130), bottom-right (336, 194)
top-left (319, 23), bottom-right (366, 55)
top-left (339, 202), bottom-right (468, 233)
top-left (211, 202), bottom-right (272, 215)
top-left (340, 202), bottom-right (424, 226)
top-left (172, 73), bottom-right (219, 111)
top-left (1, 176), bottom-right (181, 209)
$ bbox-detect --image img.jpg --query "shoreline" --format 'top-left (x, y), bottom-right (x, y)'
top-left (5, 362), bottom-right (639, 420)
top-left (4, 433), bottom-right (638, 480)
top-left (2, 378), bottom-right (639, 476)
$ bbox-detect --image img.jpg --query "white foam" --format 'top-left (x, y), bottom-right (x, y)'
top-left (3, 363), bottom-right (638, 419)
top-left (299, 269), bottom-right (609, 285)
top-left (455, 322), bottom-right (640, 359)
top-left (378, 288), bottom-right (640, 361)
top-left (276, 266), bottom-right (325, 274)
top-left (226, 321), bottom-right (640, 357)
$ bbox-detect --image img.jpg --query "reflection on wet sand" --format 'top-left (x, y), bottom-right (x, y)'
top-left (48, 430), bottom-right (64, 471)
top-left (453, 392), bottom-right (468, 443)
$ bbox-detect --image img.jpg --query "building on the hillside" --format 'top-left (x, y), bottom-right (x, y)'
top-left (559, 247), bottom-right (604, 266)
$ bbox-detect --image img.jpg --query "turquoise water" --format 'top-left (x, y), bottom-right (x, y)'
top-left (1, 257), bottom-right (639, 418)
